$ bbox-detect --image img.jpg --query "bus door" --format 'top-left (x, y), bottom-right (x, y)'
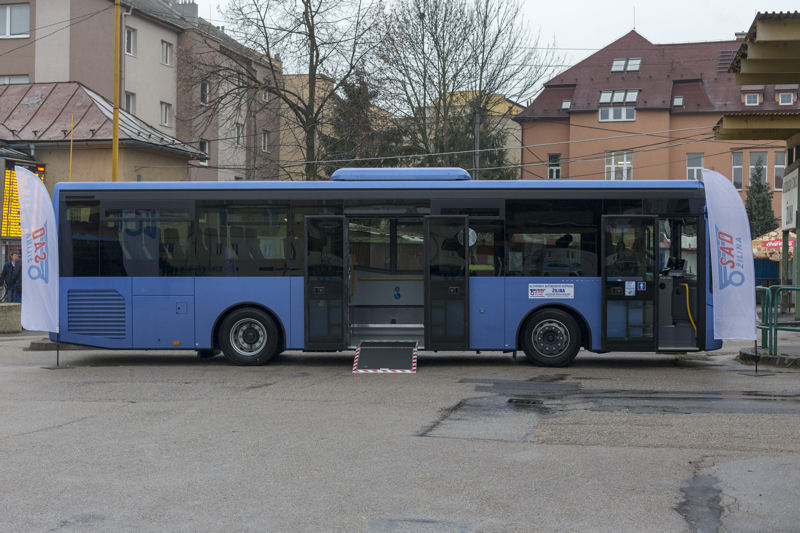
top-left (305, 216), bottom-right (348, 350)
top-left (424, 216), bottom-right (469, 350)
top-left (602, 216), bottom-right (657, 351)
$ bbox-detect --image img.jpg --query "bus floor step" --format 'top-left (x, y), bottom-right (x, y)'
top-left (353, 341), bottom-right (418, 374)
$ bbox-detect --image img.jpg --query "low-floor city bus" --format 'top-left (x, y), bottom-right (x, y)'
top-left (54, 167), bottom-right (720, 366)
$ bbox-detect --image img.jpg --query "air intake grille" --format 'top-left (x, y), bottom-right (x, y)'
top-left (67, 289), bottom-right (127, 339)
top-left (718, 50), bottom-right (736, 72)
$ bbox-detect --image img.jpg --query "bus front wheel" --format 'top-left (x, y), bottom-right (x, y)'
top-left (219, 308), bottom-right (279, 365)
top-left (522, 309), bottom-right (580, 367)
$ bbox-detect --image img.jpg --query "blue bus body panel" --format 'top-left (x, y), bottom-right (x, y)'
top-left (290, 277), bottom-right (304, 349)
top-left (503, 278), bottom-right (602, 351)
top-left (194, 277), bottom-right (294, 349)
top-left (59, 277), bottom-right (133, 348)
top-left (469, 278), bottom-right (505, 349)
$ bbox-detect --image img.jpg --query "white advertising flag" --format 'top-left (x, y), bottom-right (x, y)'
top-left (15, 166), bottom-right (59, 333)
top-left (702, 168), bottom-right (756, 339)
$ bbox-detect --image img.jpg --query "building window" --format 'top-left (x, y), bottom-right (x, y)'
top-left (124, 92), bottom-right (135, 114)
top-left (262, 90), bottom-right (269, 102)
top-left (0, 74), bottom-right (28, 84)
top-left (161, 41), bottom-right (173, 66)
top-left (732, 152), bottom-right (743, 190)
top-left (775, 151), bottom-right (786, 191)
top-left (605, 151), bottom-right (632, 180)
top-left (198, 139), bottom-right (209, 166)
top-left (744, 93), bottom-right (760, 106)
top-left (600, 90), bottom-right (639, 104)
top-left (672, 96), bottom-right (684, 107)
top-left (125, 27), bottom-right (136, 55)
top-left (0, 4), bottom-right (30, 38)
top-left (778, 92), bottom-right (794, 106)
top-left (561, 100), bottom-right (571, 110)
top-left (599, 106), bottom-right (635, 122)
top-left (686, 153), bottom-right (704, 180)
top-left (548, 154), bottom-right (561, 179)
top-left (611, 58), bottom-right (640, 72)
top-left (261, 131), bottom-right (269, 152)
top-left (235, 123), bottom-right (243, 146)
top-left (200, 81), bottom-right (209, 105)
top-left (160, 102), bottom-right (172, 126)
top-left (750, 151), bottom-right (767, 185)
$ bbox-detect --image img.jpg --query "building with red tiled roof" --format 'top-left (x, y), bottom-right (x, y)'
top-left (515, 30), bottom-right (789, 222)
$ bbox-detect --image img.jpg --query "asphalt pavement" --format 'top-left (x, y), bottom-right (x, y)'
top-left (1, 334), bottom-right (799, 532)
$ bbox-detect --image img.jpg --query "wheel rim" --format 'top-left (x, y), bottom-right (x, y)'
top-left (229, 318), bottom-right (267, 358)
top-left (531, 319), bottom-right (570, 358)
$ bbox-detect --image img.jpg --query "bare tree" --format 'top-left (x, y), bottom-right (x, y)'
top-left (210, 0), bottom-right (381, 180)
top-left (378, 0), bottom-right (563, 176)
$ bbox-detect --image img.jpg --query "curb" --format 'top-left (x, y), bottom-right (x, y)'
top-left (25, 339), bottom-right (94, 352)
top-left (737, 348), bottom-right (800, 368)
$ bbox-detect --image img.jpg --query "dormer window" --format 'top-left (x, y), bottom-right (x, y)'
top-left (744, 93), bottom-right (760, 106)
top-left (673, 95), bottom-right (684, 107)
top-left (779, 92), bottom-right (794, 105)
top-left (599, 90), bottom-right (639, 104)
top-left (611, 58), bottom-right (641, 72)
top-left (561, 99), bottom-right (571, 110)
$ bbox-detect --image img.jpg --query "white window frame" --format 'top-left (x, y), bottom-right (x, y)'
top-left (561, 100), bottom-right (571, 110)
top-left (160, 102), bottom-right (172, 127)
top-left (750, 151), bottom-right (767, 185)
top-left (626, 58), bottom-right (641, 72)
top-left (161, 41), bottom-right (173, 66)
top-left (775, 151), bottom-right (786, 191)
top-left (0, 4), bottom-right (30, 38)
top-left (235, 123), bottom-right (244, 147)
top-left (125, 27), bottom-right (136, 56)
top-left (744, 93), bottom-right (760, 106)
top-left (732, 152), bottom-right (743, 190)
top-left (124, 92), bottom-right (135, 114)
top-left (605, 151), bottom-right (633, 181)
top-left (262, 90), bottom-right (270, 103)
top-left (611, 59), bottom-right (626, 72)
top-left (548, 154), bottom-right (561, 179)
top-left (198, 139), bottom-right (209, 166)
top-left (686, 153), bottom-right (704, 180)
top-left (599, 106), bottom-right (636, 122)
top-left (599, 91), bottom-right (613, 104)
top-left (200, 81), bottom-right (209, 105)
top-left (778, 92), bottom-right (794, 106)
top-left (0, 74), bottom-right (29, 84)
top-left (261, 130), bottom-right (269, 152)
top-left (672, 96), bottom-right (684, 107)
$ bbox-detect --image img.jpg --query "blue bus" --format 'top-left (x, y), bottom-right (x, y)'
top-left (54, 167), bottom-right (720, 366)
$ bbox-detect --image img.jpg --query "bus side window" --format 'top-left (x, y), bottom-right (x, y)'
top-left (63, 202), bottom-right (100, 277)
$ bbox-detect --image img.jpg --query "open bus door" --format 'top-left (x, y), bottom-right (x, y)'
top-left (304, 216), bottom-right (348, 350)
top-left (424, 216), bottom-right (469, 350)
top-left (602, 216), bottom-right (657, 351)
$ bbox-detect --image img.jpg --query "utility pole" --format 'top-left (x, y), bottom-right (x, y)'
top-left (112, 0), bottom-right (120, 181)
top-left (472, 109), bottom-right (480, 179)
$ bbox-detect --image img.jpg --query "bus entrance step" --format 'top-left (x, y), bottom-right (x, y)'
top-left (353, 341), bottom-right (418, 374)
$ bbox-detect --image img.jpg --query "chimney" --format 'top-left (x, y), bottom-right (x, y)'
top-left (735, 31), bottom-right (747, 40)
top-left (175, 0), bottom-right (198, 22)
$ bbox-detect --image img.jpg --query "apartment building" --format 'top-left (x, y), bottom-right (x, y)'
top-left (0, 0), bottom-right (281, 181)
top-left (515, 31), bottom-right (788, 220)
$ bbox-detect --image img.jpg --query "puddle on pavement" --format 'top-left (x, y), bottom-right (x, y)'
top-left (419, 375), bottom-right (800, 442)
top-left (675, 474), bottom-right (723, 533)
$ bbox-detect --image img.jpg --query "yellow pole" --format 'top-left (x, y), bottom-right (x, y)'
top-left (112, 0), bottom-right (120, 181)
top-left (69, 114), bottom-right (74, 182)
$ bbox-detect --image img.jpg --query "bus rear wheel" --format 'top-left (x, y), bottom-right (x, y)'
top-left (219, 308), bottom-right (279, 366)
top-left (522, 309), bottom-right (580, 367)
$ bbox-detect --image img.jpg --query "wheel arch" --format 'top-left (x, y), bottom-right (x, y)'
top-left (210, 302), bottom-right (287, 353)
top-left (515, 303), bottom-right (592, 352)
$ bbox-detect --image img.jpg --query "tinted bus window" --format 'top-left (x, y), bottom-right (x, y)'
top-left (507, 200), bottom-right (600, 277)
top-left (62, 202), bottom-right (100, 277)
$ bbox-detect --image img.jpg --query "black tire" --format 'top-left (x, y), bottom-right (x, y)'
top-left (219, 308), bottom-right (280, 365)
top-left (521, 308), bottom-right (581, 367)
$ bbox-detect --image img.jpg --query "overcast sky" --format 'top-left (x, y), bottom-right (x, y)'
top-left (193, 0), bottom-right (798, 72)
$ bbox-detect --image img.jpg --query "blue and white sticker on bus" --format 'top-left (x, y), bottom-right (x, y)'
top-left (528, 283), bottom-right (574, 299)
